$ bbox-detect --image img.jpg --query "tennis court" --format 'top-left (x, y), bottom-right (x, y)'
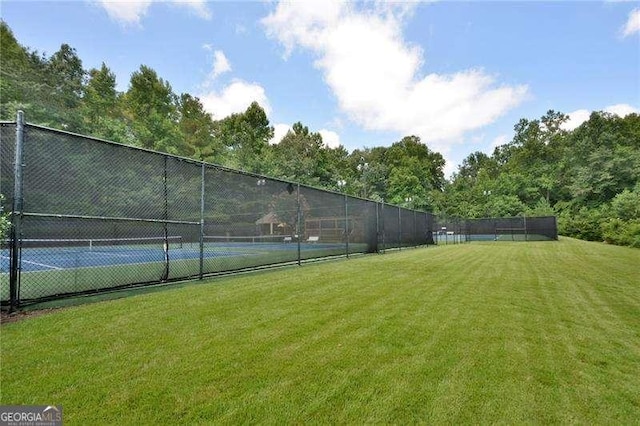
top-left (0, 235), bottom-right (360, 301)
top-left (1, 235), bottom-right (349, 273)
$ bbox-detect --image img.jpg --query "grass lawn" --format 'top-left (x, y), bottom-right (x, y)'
top-left (1, 238), bottom-right (639, 424)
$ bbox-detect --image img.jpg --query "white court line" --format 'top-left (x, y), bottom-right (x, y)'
top-left (0, 255), bottom-right (63, 271)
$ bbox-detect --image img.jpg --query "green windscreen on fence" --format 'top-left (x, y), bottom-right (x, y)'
top-left (0, 121), bottom-right (442, 307)
top-left (0, 119), bottom-right (556, 308)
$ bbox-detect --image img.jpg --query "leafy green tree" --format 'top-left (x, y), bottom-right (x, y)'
top-left (346, 148), bottom-right (388, 200)
top-left (81, 63), bottom-right (135, 144)
top-left (456, 152), bottom-right (498, 184)
top-left (386, 167), bottom-right (428, 208)
top-left (0, 22), bottom-right (71, 126)
top-left (0, 22), bottom-right (39, 120)
top-left (124, 65), bottom-right (184, 154)
top-left (0, 194), bottom-right (9, 239)
top-left (599, 182), bottom-right (640, 246)
top-left (610, 183), bottom-right (640, 221)
top-left (568, 139), bottom-right (640, 208)
top-left (365, 135), bottom-right (446, 210)
top-left (270, 122), bottom-right (328, 186)
top-left (485, 195), bottom-right (527, 218)
top-left (213, 102), bottom-right (274, 173)
top-left (526, 198), bottom-right (555, 217)
top-left (178, 94), bottom-right (225, 164)
top-left (385, 136), bottom-right (445, 192)
top-left (83, 63), bottom-right (118, 123)
top-left (47, 44), bottom-right (85, 122)
top-left (558, 207), bottom-right (607, 241)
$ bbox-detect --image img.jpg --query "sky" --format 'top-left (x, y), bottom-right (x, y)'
top-left (2, 0), bottom-right (639, 177)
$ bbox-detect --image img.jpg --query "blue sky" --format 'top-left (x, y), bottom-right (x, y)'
top-left (2, 1), bottom-right (639, 176)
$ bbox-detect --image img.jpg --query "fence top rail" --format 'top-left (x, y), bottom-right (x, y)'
top-left (465, 215), bottom-right (556, 221)
top-left (20, 211), bottom-right (201, 226)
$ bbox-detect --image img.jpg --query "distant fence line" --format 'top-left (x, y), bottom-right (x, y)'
top-left (0, 113), bottom-right (557, 310)
top-left (435, 216), bottom-right (558, 243)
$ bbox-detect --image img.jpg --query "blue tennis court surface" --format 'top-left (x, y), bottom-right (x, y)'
top-left (1, 241), bottom-right (345, 273)
top-left (1, 246), bottom-right (233, 273)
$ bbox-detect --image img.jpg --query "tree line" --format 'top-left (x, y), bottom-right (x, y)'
top-left (1, 22), bottom-right (638, 247)
top-left (442, 110), bottom-right (640, 246)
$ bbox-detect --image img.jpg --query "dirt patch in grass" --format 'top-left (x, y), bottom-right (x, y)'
top-left (0, 308), bottom-right (60, 325)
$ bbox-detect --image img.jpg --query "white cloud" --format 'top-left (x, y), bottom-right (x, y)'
top-left (561, 109), bottom-right (591, 131)
top-left (319, 129), bottom-right (342, 148)
top-left (561, 104), bottom-right (639, 131)
top-left (98, 0), bottom-right (152, 25)
top-left (211, 50), bottom-right (232, 79)
top-left (262, 1), bottom-right (528, 151)
top-left (201, 48), bottom-right (232, 90)
top-left (442, 159), bottom-right (457, 180)
top-left (171, 0), bottom-right (211, 20)
top-left (200, 80), bottom-right (271, 120)
top-left (489, 134), bottom-right (509, 153)
top-left (621, 8), bottom-right (640, 37)
top-left (269, 124), bottom-right (342, 148)
top-left (270, 123), bottom-right (292, 145)
top-left (605, 103), bottom-right (639, 116)
top-left (96, 0), bottom-right (210, 25)
top-left (199, 46), bottom-right (268, 122)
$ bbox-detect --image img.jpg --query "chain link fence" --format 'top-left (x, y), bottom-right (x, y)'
top-left (433, 217), bottom-right (469, 245)
top-left (434, 216), bottom-right (558, 243)
top-left (1, 116), bottom-right (441, 309)
top-left (1, 115), bottom-right (558, 310)
top-left (464, 216), bottom-right (558, 241)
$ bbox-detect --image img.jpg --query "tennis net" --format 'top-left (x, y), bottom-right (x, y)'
top-left (202, 235), bottom-right (293, 245)
top-left (14, 236), bottom-right (183, 252)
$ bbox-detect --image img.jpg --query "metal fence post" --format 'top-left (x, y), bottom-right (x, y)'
top-left (160, 156), bottom-right (169, 282)
top-left (376, 202), bottom-right (380, 253)
top-left (296, 183), bottom-right (301, 266)
top-left (425, 212), bottom-right (429, 246)
top-left (9, 111), bottom-right (25, 312)
top-left (380, 203), bottom-right (386, 254)
top-left (398, 206), bottom-right (402, 251)
top-left (413, 210), bottom-right (420, 247)
top-left (345, 194), bottom-right (349, 258)
top-left (199, 163), bottom-right (205, 279)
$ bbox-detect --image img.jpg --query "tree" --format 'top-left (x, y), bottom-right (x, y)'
top-left (270, 122), bottom-right (327, 186)
top-left (386, 167), bottom-right (428, 208)
top-left (81, 63), bottom-right (135, 144)
top-left (124, 65), bottom-right (184, 154)
top-left (178, 94), bottom-right (225, 164)
top-left (382, 136), bottom-right (445, 209)
top-left (0, 194), bottom-right (9, 239)
top-left (213, 102), bottom-right (274, 173)
top-left (83, 63), bottom-right (118, 123)
top-left (47, 44), bottom-right (85, 108)
top-left (385, 136), bottom-right (445, 191)
top-left (0, 36), bottom-right (86, 130)
top-left (0, 22), bottom-right (37, 120)
top-left (347, 148), bottom-right (388, 200)
top-left (456, 152), bottom-right (496, 183)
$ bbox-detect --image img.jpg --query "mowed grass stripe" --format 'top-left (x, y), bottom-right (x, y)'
top-left (1, 238), bottom-right (639, 424)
